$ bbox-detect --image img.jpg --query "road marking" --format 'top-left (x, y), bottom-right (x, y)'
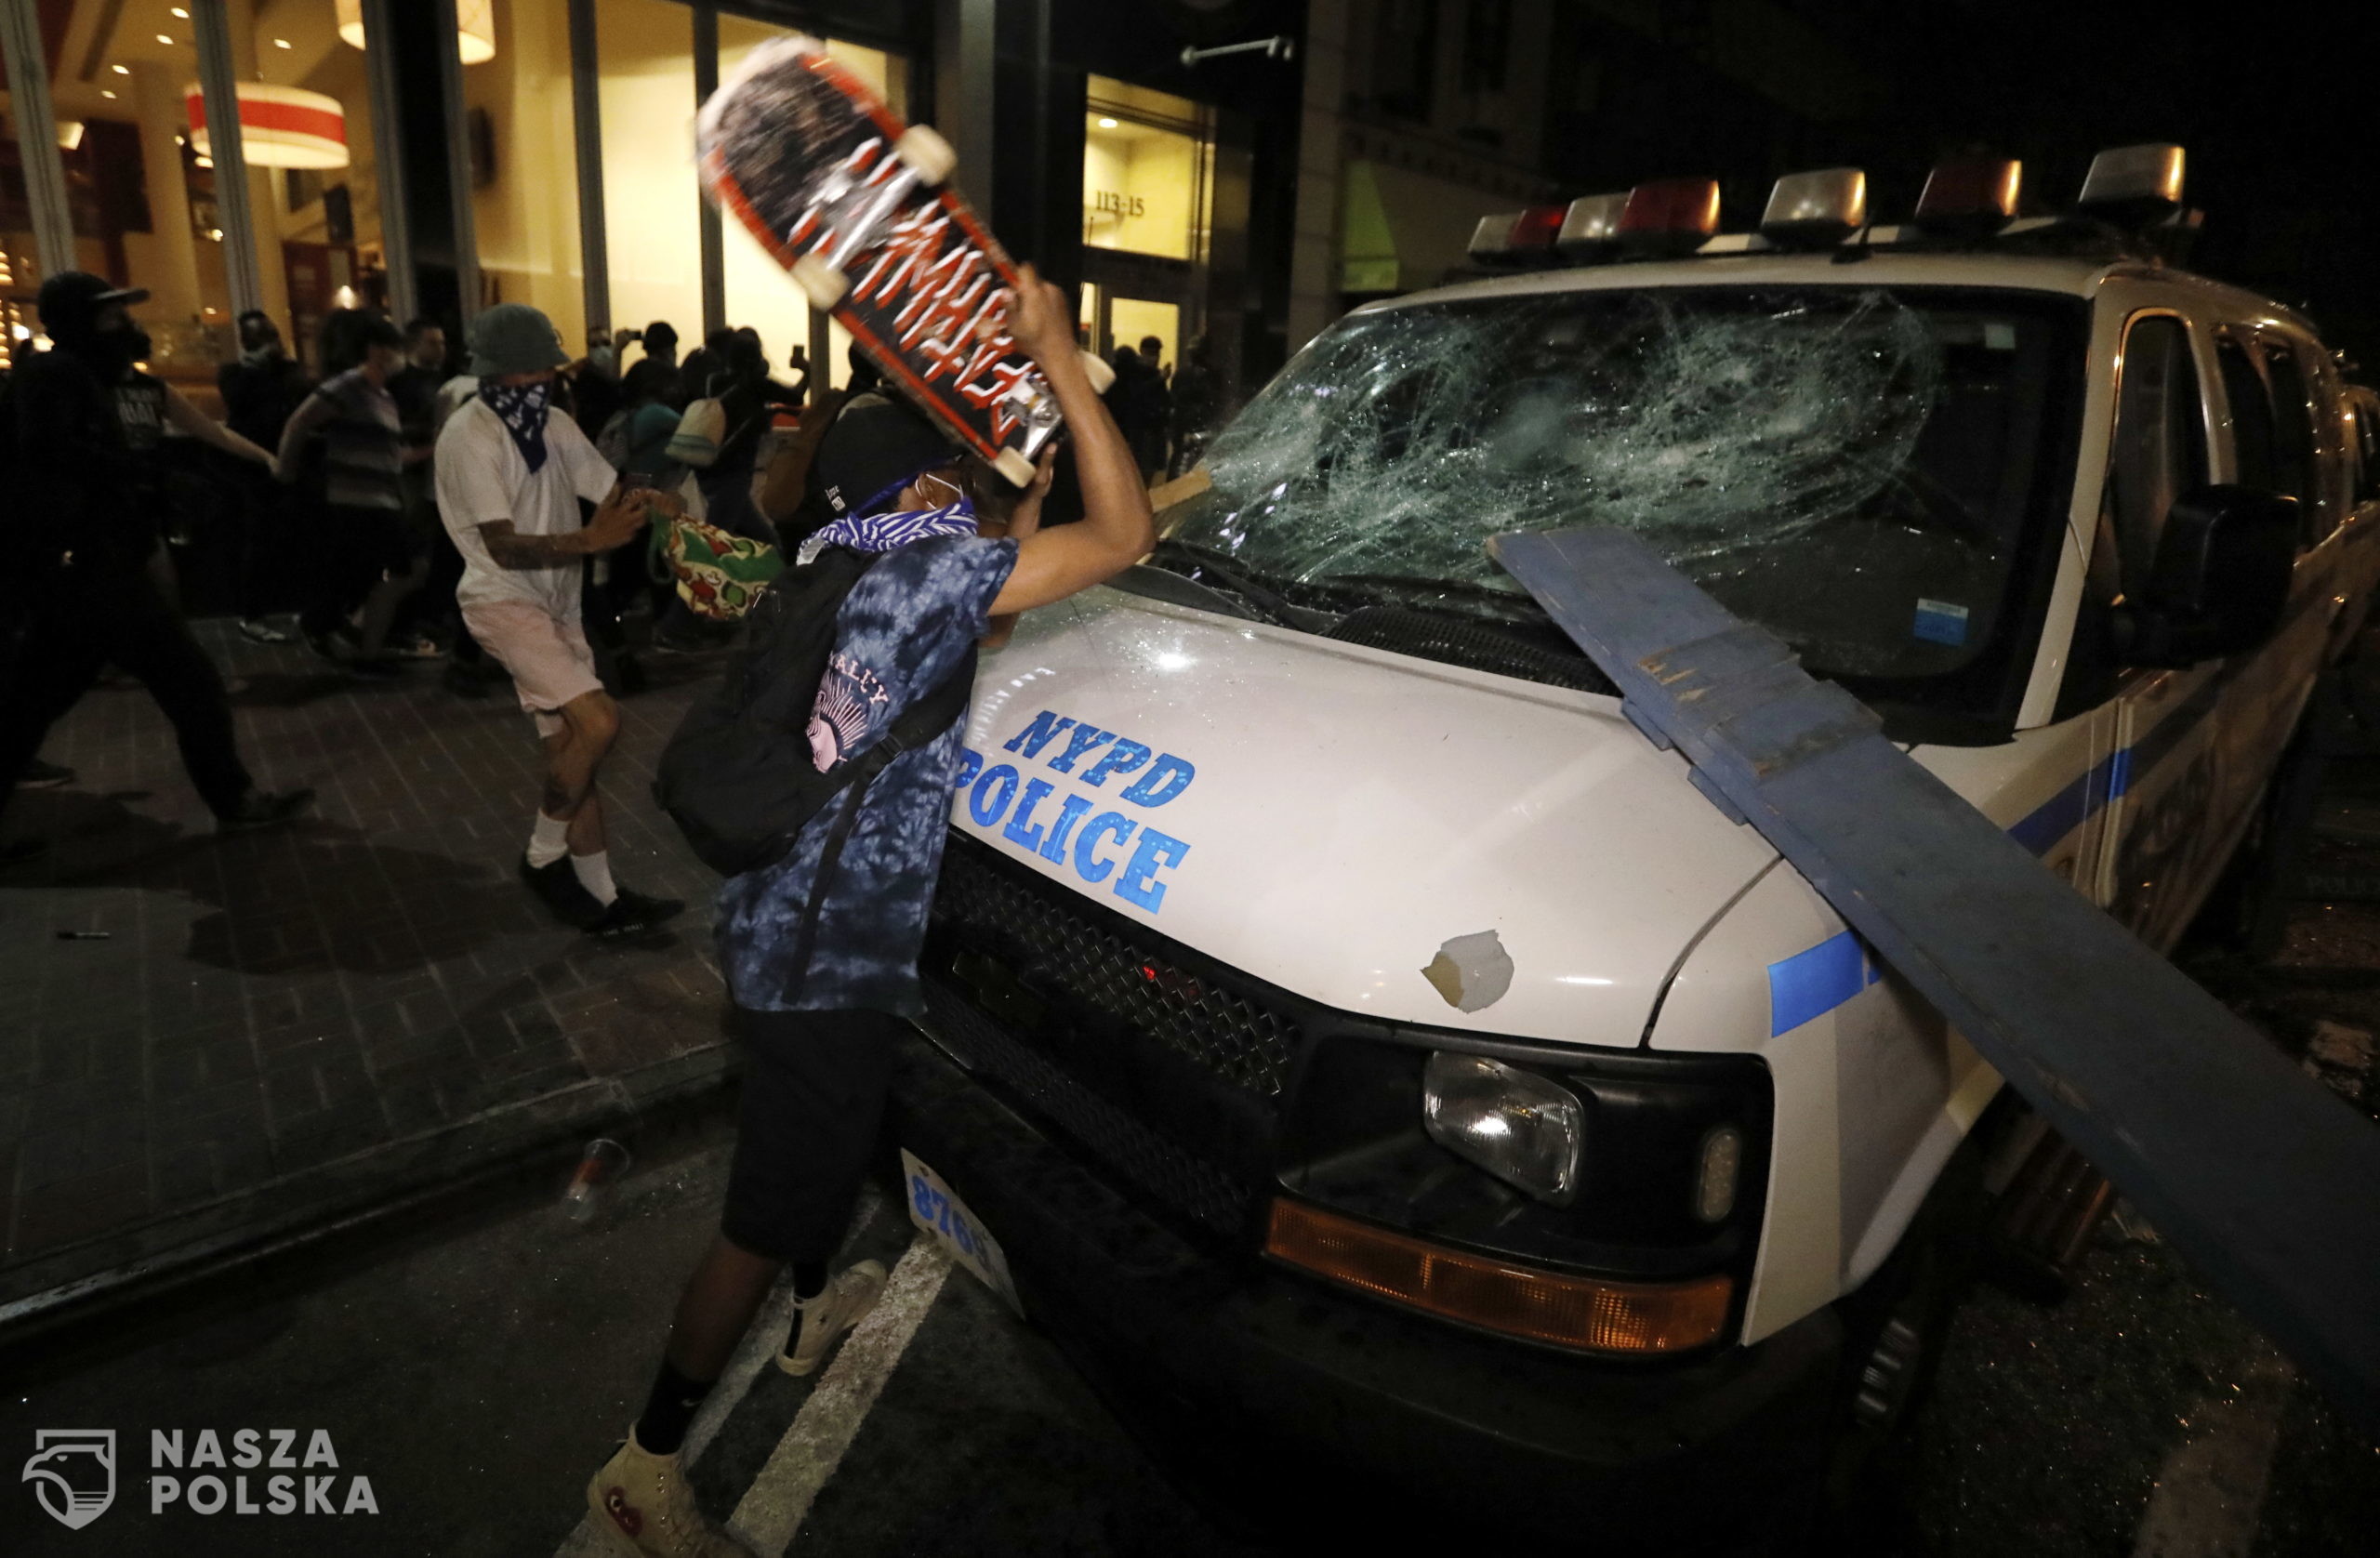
top-left (726, 1235), bottom-right (952, 1551)
top-left (553, 1188), bottom-right (892, 1558)
top-left (2128, 1335), bottom-right (2295, 1558)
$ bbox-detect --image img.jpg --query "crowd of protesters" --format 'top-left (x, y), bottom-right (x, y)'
top-left (1, 266), bottom-right (1195, 1555)
top-left (0, 275), bottom-right (1226, 918)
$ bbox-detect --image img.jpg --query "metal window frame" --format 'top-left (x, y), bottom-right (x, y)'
top-left (568, 0), bottom-right (607, 340)
top-left (190, 0), bottom-right (262, 318)
top-left (360, 0), bottom-right (418, 323)
top-left (694, 0), bottom-right (723, 340)
top-left (0, 0), bottom-right (75, 281)
top-left (432, 0), bottom-right (481, 324)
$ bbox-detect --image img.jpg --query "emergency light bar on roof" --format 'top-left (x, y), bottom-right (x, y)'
top-left (1461, 143), bottom-right (2195, 272)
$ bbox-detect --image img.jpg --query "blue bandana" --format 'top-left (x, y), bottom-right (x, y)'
top-left (480, 380), bottom-right (552, 472)
top-left (800, 497), bottom-right (978, 561)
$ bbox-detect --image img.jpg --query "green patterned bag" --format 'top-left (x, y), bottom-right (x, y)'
top-left (647, 511), bottom-right (784, 621)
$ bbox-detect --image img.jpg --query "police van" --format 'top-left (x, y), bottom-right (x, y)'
top-left (887, 145), bottom-right (2380, 1545)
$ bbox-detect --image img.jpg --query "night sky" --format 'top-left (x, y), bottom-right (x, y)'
top-left (1832, 1), bottom-right (2380, 365)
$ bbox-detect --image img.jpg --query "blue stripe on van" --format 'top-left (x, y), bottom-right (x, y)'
top-left (1767, 731), bottom-right (2164, 1034)
top-left (1767, 931), bottom-right (1872, 1036)
top-left (2005, 747), bottom-right (2133, 857)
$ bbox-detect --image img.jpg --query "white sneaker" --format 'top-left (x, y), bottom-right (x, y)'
top-left (775, 1261), bottom-right (888, 1377)
top-left (586, 1430), bottom-right (754, 1558)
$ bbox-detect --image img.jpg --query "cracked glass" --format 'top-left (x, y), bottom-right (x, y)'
top-left (1168, 284), bottom-right (2079, 686)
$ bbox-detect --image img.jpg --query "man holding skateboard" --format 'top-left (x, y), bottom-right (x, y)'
top-left (587, 269), bottom-right (1154, 1558)
top-left (434, 303), bottom-right (687, 938)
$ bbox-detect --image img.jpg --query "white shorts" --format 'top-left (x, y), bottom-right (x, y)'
top-left (461, 601), bottom-right (602, 737)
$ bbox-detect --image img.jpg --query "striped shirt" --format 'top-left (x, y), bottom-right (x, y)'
top-left (287, 368), bottom-right (404, 512)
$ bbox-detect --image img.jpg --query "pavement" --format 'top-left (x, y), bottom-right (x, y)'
top-left (3, 614), bottom-right (2377, 1554)
top-left (0, 618), bottom-right (734, 1326)
top-left (4, 1104), bottom-right (2373, 1558)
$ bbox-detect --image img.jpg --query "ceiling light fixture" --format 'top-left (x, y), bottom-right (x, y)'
top-left (1097, 116), bottom-right (1117, 128)
top-left (183, 81), bottom-right (350, 168)
top-left (274, 38), bottom-right (292, 49)
top-left (156, 33), bottom-right (175, 46)
top-left (112, 63), bottom-right (130, 74)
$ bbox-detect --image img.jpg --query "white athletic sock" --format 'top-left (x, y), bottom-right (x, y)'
top-left (526, 812), bottom-right (570, 868)
top-left (572, 850), bottom-right (619, 905)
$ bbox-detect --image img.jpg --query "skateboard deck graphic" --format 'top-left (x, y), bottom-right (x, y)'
top-left (697, 38), bottom-right (1103, 487)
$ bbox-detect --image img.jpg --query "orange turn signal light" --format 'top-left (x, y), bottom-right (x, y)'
top-left (1264, 1197), bottom-right (1732, 1354)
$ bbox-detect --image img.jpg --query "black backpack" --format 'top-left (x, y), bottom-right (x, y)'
top-left (653, 547), bottom-right (976, 877)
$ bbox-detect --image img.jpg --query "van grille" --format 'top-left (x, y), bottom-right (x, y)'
top-left (922, 833), bottom-right (1301, 1235)
top-left (919, 981), bottom-right (1250, 1234)
top-left (928, 834), bottom-right (1298, 1096)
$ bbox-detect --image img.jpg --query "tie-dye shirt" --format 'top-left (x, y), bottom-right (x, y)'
top-left (715, 534), bottom-right (1018, 1014)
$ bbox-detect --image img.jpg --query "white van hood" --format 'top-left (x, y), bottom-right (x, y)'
top-left (951, 587), bottom-right (1781, 1049)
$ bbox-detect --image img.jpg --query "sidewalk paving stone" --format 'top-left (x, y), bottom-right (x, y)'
top-left (0, 619), bottom-right (739, 1314)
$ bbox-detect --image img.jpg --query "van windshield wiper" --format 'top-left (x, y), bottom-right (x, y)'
top-left (1320, 572), bottom-right (1544, 621)
top-left (1146, 540), bottom-right (1332, 629)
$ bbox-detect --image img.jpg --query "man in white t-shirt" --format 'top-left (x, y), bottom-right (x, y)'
top-left (435, 304), bottom-right (685, 938)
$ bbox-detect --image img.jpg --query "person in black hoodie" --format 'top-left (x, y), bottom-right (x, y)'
top-left (0, 273), bottom-right (313, 860)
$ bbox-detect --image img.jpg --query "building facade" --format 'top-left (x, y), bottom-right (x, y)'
top-left (1, 0), bottom-right (1310, 403)
top-left (1, 1), bottom-right (1890, 411)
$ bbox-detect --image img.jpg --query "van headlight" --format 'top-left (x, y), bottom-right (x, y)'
top-left (1421, 1051), bottom-right (1584, 1207)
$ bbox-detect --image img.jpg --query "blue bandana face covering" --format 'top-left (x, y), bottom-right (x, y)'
top-left (481, 380), bottom-right (553, 472)
top-left (801, 495), bottom-right (978, 560)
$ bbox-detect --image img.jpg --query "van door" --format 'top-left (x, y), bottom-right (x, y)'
top-left (2096, 311), bottom-right (2224, 944)
top-left (2106, 321), bottom-right (2342, 946)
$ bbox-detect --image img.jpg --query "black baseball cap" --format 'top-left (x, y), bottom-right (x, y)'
top-left (36, 271), bottom-right (149, 331)
top-left (813, 392), bottom-right (961, 518)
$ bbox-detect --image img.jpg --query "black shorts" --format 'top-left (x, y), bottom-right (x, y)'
top-left (719, 1006), bottom-right (903, 1263)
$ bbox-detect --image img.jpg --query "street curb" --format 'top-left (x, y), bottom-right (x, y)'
top-left (0, 1043), bottom-right (739, 1347)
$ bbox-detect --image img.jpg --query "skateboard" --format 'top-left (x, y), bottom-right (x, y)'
top-left (696, 37), bottom-right (1112, 488)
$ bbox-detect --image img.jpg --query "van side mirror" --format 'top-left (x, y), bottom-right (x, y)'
top-left (2115, 485), bottom-right (2297, 667)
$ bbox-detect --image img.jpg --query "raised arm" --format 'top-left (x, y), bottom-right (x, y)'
top-left (985, 268), bottom-right (1157, 617)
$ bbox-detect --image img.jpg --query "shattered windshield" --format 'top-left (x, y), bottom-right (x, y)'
top-left (1167, 284), bottom-right (2082, 698)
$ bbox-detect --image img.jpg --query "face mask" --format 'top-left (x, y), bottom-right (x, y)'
top-left (92, 324), bottom-right (150, 369)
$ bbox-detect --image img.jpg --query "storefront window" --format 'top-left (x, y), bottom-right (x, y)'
top-left (3, 0), bottom-right (244, 382)
top-left (243, 0), bottom-right (390, 375)
top-left (465, 0), bottom-right (585, 351)
top-left (718, 16), bottom-right (906, 396)
top-left (1080, 74), bottom-right (1210, 375)
top-left (598, 0), bottom-right (699, 362)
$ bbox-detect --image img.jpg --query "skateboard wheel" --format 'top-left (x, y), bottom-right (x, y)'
top-left (993, 448), bottom-right (1038, 488)
top-left (894, 125), bottom-right (958, 185)
top-left (793, 255), bottom-right (850, 310)
top-left (1078, 349), bottom-right (1116, 395)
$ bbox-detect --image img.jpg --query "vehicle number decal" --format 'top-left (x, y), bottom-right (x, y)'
top-left (900, 1150), bottom-right (1022, 1316)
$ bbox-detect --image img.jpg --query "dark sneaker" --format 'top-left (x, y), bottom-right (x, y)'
top-left (522, 853), bottom-right (605, 928)
top-left (19, 759), bottom-right (74, 789)
top-left (238, 617), bottom-right (293, 645)
top-left (218, 788), bottom-right (315, 834)
top-left (584, 888), bottom-right (685, 940)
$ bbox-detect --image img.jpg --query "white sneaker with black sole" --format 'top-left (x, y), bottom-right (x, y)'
top-left (776, 1261), bottom-right (888, 1377)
